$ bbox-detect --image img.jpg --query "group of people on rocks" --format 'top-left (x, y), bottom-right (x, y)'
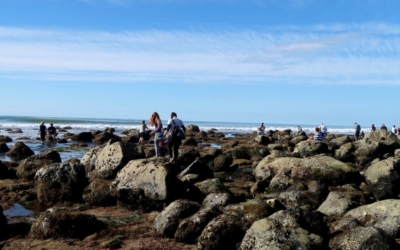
top-left (37, 121), bottom-right (58, 142)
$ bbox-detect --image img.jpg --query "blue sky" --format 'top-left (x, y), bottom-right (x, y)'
top-left (1, 0), bottom-right (400, 126)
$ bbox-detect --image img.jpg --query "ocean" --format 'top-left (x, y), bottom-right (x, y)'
top-left (0, 115), bottom-right (365, 162)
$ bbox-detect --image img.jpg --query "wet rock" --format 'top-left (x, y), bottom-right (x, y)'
top-left (83, 179), bottom-right (117, 207)
top-left (0, 142), bottom-right (9, 152)
top-left (154, 199), bottom-right (200, 238)
top-left (329, 226), bottom-right (398, 250)
top-left (174, 206), bottom-right (222, 243)
top-left (70, 132), bottom-right (94, 142)
top-left (6, 141), bottom-right (34, 159)
top-left (111, 159), bottom-right (184, 212)
top-left (34, 162), bottom-right (87, 206)
top-left (293, 140), bottom-right (329, 158)
top-left (0, 135), bottom-right (12, 143)
top-left (16, 150), bottom-right (61, 180)
top-left (91, 141), bottom-right (145, 179)
top-left (202, 193), bottom-right (232, 208)
top-left (30, 208), bottom-right (105, 239)
top-left (197, 213), bottom-right (250, 250)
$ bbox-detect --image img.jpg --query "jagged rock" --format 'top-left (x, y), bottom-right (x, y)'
top-left (6, 141), bottom-right (34, 159)
top-left (364, 158), bottom-right (400, 200)
top-left (34, 162), bottom-right (87, 206)
top-left (29, 208), bottom-right (105, 239)
top-left (154, 199), bottom-right (200, 238)
top-left (197, 213), bottom-right (250, 250)
top-left (83, 179), bottom-right (117, 207)
top-left (90, 141), bottom-right (145, 179)
top-left (16, 150), bottom-right (61, 180)
top-left (111, 159), bottom-right (184, 212)
top-left (174, 206), bottom-right (222, 243)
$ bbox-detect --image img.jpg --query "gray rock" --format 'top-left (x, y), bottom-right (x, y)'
top-left (82, 179), bottom-right (117, 207)
top-left (29, 208), bottom-right (105, 239)
top-left (194, 178), bottom-right (231, 198)
top-left (91, 141), bottom-right (145, 179)
top-left (177, 160), bottom-right (214, 183)
top-left (174, 206), bottom-right (222, 243)
top-left (202, 193), bottom-right (232, 208)
top-left (80, 144), bottom-right (105, 175)
top-left (16, 150), bottom-right (61, 180)
top-left (34, 162), bottom-right (87, 206)
top-left (334, 142), bottom-right (355, 162)
top-left (318, 187), bottom-right (367, 216)
top-left (293, 140), bottom-right (329, 158)
top-left (329, 135), bottom-right (351, 151)
top-left (6, 141), bottom-right (34, 159)
top-left (224, 199), bottom-right (273, 223)
top-left (154, 199), bottom-right (200, 238)
top-left (111, 159), bottom-right (184, 211)
top-left (329, 226), bottom-right (398, 250)
top-left (212, 154), bottom-right (233, 172)
top-left (197, 213), bottom-right (250, 250)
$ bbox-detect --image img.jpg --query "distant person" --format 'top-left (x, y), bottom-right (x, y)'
top-left (38, 121), bottom-right (47, 142)
top-left (148, 112), bottom-right (163, 157)
top-left (392, 125), bottom-right (397, 135)
top-left (165, 112), bottom-right (186, 163)
top-left (47, 123), bottom-right (58, 142)
top-left (257, 122), bottom-right (265, 135)
top-left (308, 127), bottom-right (323, 141)
top-left (297, 125), bottom-right (302, 132)
top-left (371, 124), bottom-right (376, 132)
top-left (398, 126), bottom-right (400, 135)
top-left (354, 122), bottom-right (361, 141)
top-left (381, 124), bottom-right (387, 130)
top-left (320, 123), bottom-right (328, 137)
top-left (138, 120), bottom-right (148, 144)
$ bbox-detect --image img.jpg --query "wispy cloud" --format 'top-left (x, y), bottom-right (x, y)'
top-left (0, 23), bottom-right (399, 85)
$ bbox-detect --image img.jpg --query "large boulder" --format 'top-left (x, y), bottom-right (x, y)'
top-left (6, 141), bottom-right (34, 159)
top-left (110, 159), bottom-right (184, 211)
top-left (177, 147), bottom-right (200, 167)
top-left (0, 135), bottom-right (12, 143)
top-left (34, 162), bottom-right (87, 206)
top-left (329, 226), bottom-right (398, 250)
top-left (174, 206), bottom-right (222, 243)
top-left (329, 136), bottom-right (351, 151)
top-left (362, 130), bottom-right (400, 152)
top-left (0, 142), bottom-right (9, 152)
top-left (154, 199), bottom-right (200, 238)
top-left (212, 154), bottom-right (233, 172)
top-left (69, 132), bottom-right (94, 142)
top-left (241, 207), bottom-right (327, 250)
top-left (334, 142), bottom-right (355, 162)
top-left (16, 150), bottom-right (61, 180)
top-left (335, 199), bottom-right (400, 238)
top-left (317, 186), bottom-right (367, 216)
top-left (254, 155), bottom-right (358, 186)
top-left (177, 160), bottom-right (214, 184)
top-left (29, 208), bottom-right (105, 239)
top-left (253, 135), bottom-right (270, 146)
top-left (197, 213), bottom-right (250, 250)
top-left (80, 144), bottom-right (106, 174)
top-left (293, 140), bottom-right (329, 158)
top-left (82, 179), bottom-right (117, 207)
top-left (224, 199), bottom-right (273, 223)
top-left (194, 178), bottom-right (231, 198)
top-left (364, 158), bottom-right (400, 200)
top-left (90, 141), bottom-right (145, 179)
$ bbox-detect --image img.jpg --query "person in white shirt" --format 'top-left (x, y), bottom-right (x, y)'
top-left (392, 125), bottom-right (397, 135)
top-left (138, 120), bottom-right (148, 144)
top-left (165, 112), bottom-right (186, 162)
top-left (320, 123), bottom-right (328, 137)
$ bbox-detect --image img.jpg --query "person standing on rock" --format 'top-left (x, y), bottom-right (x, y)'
top-left (138, 120), bottom-right (148, 144)
top-left (165, 112), bottom-right (186, 163)
top-left (257, 123), bottom-right (265, 135)
top-left (354, 122), bottom-right (361, 141)
top-left (392, 125), bottom-right (397, 135)
top-left (320, 123), bottom-right (328, 137)
top-left (371, 124), bottom-right (376, 132)
top-left (398, 125), bottom-right (400, 135)
top-left (38, 121), bottom-right (47, 142)
top-left (381, 124), bottom-right (388, 130)
top-left (148, 112), bottom-right (163, 157)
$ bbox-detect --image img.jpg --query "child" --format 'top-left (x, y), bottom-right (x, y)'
top-left (138, 120), bottom-right (148, 144)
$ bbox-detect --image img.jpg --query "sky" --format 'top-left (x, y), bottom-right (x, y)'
top-left (1, 0), bottom-right (400, 126)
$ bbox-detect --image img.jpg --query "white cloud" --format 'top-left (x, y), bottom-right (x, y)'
top-left (0, 23), bottom-right (399, 85)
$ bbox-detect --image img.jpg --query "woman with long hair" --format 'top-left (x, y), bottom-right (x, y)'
top-left (149, 112), bottom-right (163, 157)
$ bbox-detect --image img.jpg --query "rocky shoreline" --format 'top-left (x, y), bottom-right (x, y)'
top-left (1, 126), bottom-right (400, 249)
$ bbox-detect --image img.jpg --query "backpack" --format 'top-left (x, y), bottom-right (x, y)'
top-left (172, 120), bottom-right (186, 140)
